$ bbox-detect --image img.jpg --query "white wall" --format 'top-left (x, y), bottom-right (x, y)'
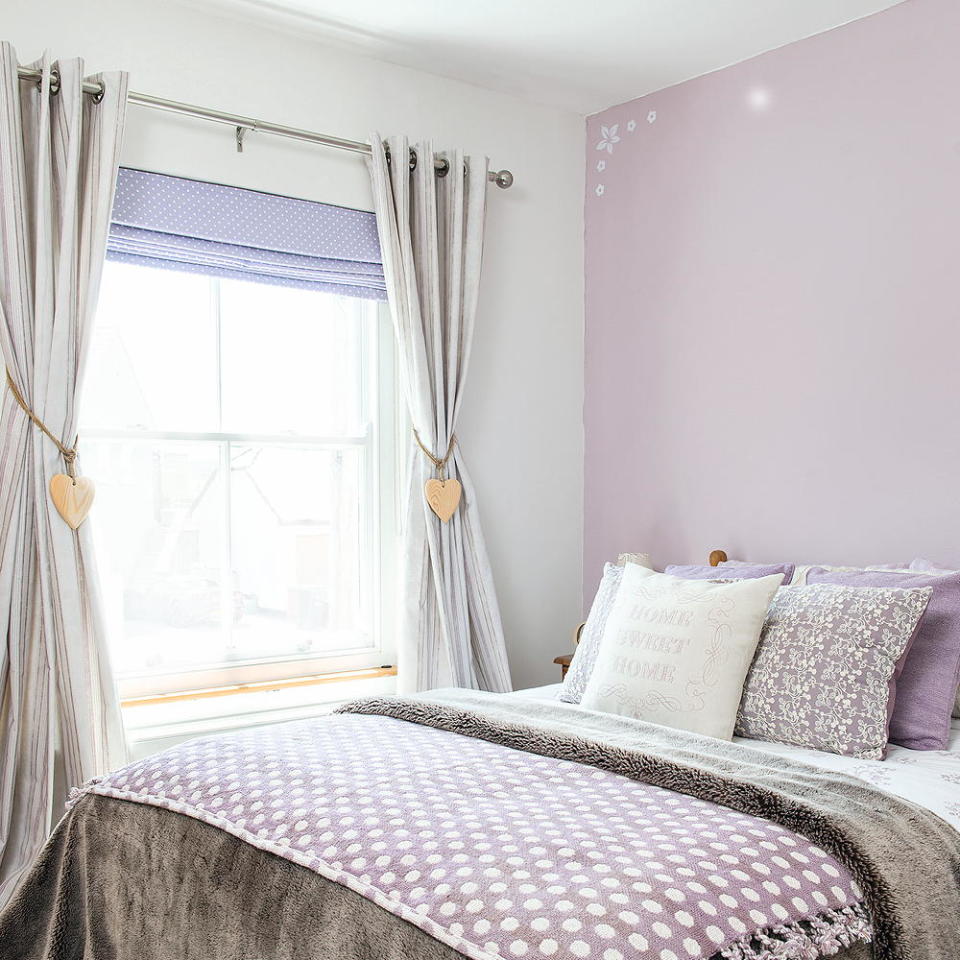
top-left (6, 0), bottom-right (585, 690)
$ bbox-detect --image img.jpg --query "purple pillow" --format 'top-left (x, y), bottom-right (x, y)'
top-left (665, 561), bottom-right (795, 584)
top-left (910, 557), bottom-right (958, 575)
top-left (807, 567), bottom-right (960, 750)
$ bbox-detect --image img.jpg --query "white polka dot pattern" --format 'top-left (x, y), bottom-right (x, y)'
top-left (83, 715), bottom-right (866, 960)
top-left (107, 167), bottom-right (386, 300)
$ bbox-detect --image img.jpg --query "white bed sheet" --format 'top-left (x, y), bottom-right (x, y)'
top-left (510, 684), bottom-right (960, 831)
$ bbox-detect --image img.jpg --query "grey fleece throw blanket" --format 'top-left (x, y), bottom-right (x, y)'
top-left (0, 690), bottom-right (956, 960)
top-left (0, 792), bottom-right (473, 960)
top-left (336, 691), bottom-right (960, 960)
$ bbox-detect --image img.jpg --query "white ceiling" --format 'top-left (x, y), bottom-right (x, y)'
top-left (189, 0), bottom-right (908, 114)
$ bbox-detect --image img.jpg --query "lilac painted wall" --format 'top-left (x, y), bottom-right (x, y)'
top-left (584, 0), bottom-right (960, 600)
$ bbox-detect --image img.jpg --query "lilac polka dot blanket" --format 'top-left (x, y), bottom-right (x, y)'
top-left (8, 690), bottom-right (960, 960)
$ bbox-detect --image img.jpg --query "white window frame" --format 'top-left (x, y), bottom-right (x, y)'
top-left (85, 274), bottom-right (398, 700)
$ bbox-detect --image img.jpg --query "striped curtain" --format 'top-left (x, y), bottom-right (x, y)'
top-left (367, 135), bottom-right (512, 694)
top-left (0, 45), bottom-right (128, 906)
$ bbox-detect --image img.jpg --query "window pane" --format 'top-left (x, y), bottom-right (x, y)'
top-left (219, 281), bottom-right (366, 437)
top-left (84, 438), bottom-right (228, 676)
top-left (85, 438), bottom-right (372, 677)
top-left (228, 444), bottom-right (369, 660)
top-left (84, 262), bottom-right (218, 432)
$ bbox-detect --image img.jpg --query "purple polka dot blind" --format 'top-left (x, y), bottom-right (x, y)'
top-left (106, 168), bottom-right (387, 301)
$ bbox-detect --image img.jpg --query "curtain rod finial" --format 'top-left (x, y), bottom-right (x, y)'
top-left (490, 169), bottom-right (513, 189)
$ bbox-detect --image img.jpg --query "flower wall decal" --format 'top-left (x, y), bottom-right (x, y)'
top-left (595, 124), bottom-right (620, 154)
top-left (590, 108), bottom-right (659, 200)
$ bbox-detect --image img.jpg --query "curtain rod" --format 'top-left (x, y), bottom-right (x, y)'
top-left (15, 66), bottom-right (515, 189)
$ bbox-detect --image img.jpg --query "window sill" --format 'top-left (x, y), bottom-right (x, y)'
top-left (122, 667), bottom-right (398, 760)
top-left (120, 666), bottom-right (397, 708)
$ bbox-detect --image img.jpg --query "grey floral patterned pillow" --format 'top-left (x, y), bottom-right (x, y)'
top-left (736, 583), bottom-right (932, 759)
top-left (559, 563), bottom-right (623, 703)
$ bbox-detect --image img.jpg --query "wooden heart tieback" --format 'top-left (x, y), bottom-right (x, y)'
top-left (49, 474), bottom-right (96, 530)
top-left (424, 477), bottom-right (461, 523)
top-left (5, 370), bottom-right (94, 529)
top-left (414, 429), bottom-right (462, 523)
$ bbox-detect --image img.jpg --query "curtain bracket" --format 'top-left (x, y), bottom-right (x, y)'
top-left (236, 122), bottom-right (259, 153)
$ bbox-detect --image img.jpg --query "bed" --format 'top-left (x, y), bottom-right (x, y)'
top-left (2, 683), bottom-right (958, 960)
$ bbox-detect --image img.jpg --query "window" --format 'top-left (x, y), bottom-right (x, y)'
top-left (83, 260), bottom-right (398, 698)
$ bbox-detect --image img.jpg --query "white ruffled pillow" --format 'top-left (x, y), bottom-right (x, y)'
top-left (559, 563), bottom-right (623, 704)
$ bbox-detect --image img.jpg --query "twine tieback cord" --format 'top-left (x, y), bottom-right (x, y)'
top-left (413, 429), bottom-right (462, 523)
top-left (5, 370), bottom-right (79, 478)
top-left (413, 429), bottom-right (456, 479)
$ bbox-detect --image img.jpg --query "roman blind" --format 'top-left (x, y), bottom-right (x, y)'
top-left (106, 167), bottom-right (386, 300)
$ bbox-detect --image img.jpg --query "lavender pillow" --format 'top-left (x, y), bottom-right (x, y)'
top-left (665, 561), bottom-right (795, 584)
top-left (559, 563), bottom-right (623, 704)
top-left (736, 583), bottom-right (931, 759)
top-left (807, 567), bottom-right (960, 749)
